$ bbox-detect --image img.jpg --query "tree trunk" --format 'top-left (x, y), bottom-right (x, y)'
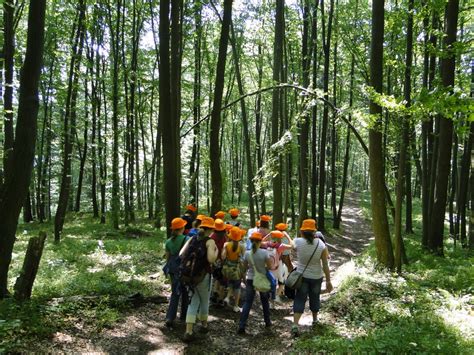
top-left (13, 232), bottom-right (47, 301)
top-left (54, 0), bottom-right (86, 242)
top-left (368, 0), bottom-right (394, 269)
top-left (0, 0), bottom-right (46, 298)
top-left (230, 22), bottom-right (256, 226)
top-left (2, 0), bottom-right (15, 170)
top-left (330, 0), bottom-right (339, 228)
top-left (271, 0), bottom-right (285, 225)
top-left (298, 0), bottom-right (311, 227)
top-left (209, 0), bottom-right (233, 215)
top-left (189, 0), bottom-right (202, 206)
top-left (23, 191), bottom-right (34, 223)
top-left (75, 119), bottom-right (89, 213)
top-left (427, 0), bottom-right (459, 255)
top-left (318, 0), bottom-right (334, 232)
top-left (394, 0), bottom-right (414, 272)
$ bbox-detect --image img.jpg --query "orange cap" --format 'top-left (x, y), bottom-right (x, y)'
top-left (215, 219), bottom-right (226, 231)
top-left (186, 204), bottom-right (197, 212)
top-left (196, 214), bottom-right (206, 221)
top-left (229, 208), bottom-right (240, 217)
top-left (229, 227), bottom-right (243, 241)
top-left (225, 224), bottom-right (234, 232)
top-left (171, 217), bottom-right (187, 230)
top-left (276, 223), bottom-right (288, 231)
top-left (300, 219), bottom-right (317, 231)
top-left (200, 217), bottom-right (215, 229)
top-left (250, 232), bottom-right (264, 241)
top-left (215, 211), bottom-right (226, 219)
top-left (270, 230), bottom-right (284, 239)
top-left (260, 215), bottom-right (271, 222)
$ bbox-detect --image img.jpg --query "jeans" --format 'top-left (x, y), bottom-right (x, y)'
top-left (166, 273), bottom-right (189, 322)
top-left (239, 279), bottom-right (271, 329)
top-left (186, 273), bottom-right (212, 324)
top-left (293, 277), bottom-right (323, 313)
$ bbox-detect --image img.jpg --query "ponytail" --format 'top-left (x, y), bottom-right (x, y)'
top-left (302, 231), bottom-right (315, 245)
top-left (251, 240), bottom-right (260, 253)
top-left (232, 240), bottom-right (238, 252)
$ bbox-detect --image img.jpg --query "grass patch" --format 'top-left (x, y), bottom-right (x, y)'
top-left (295, 193), bottom-right (474, 354)
top-left (0, 213), bottom-right (167, 352)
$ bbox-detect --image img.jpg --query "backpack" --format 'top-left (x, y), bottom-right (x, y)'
top-left (179, 236), bottom-right (210, 287)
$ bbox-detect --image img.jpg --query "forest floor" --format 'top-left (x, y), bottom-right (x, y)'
top-left (3, 193), bottom-right (472, 353)
top-left (37, 192), bottom-right (373, 354)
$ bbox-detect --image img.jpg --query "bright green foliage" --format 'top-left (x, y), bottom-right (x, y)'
top-left (0, 215), bottom-right (166, 352)
top-left (295, 245), bottom-right (473, 353)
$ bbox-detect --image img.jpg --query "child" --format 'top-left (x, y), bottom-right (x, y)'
top-left (221, 227), bottom-right (245, 312)
top-left (180, 217), bottom-right (218, 342)
top-left (228, 208), bottom-right (241, 226)
top-left (262, 230), bottom-right (293, 303)
top-left (182, 204), bottom-right (197, 235)
top-left (164, 217), bottom-right (189, 328)
top-left (276, 223), bottom-right (294, 273)
top-left (238, 232), bottom-right (272, 334)
top-left (210, 219), bottom-right (227, 304)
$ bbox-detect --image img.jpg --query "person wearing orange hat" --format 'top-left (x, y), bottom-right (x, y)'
top-left (245, 215), bottom-right (271, 251)
top-left (238, 232), bottom-right (273, 334)
top-left (221, 227), bottom-right (245, 312)
top-left (228, 208), bottom-right (241, 227)
top-left (290, 219), bottom-right (332, 337)
top-left (179, 217), bottom-right (218, 342)
top-left (262, 230), bottom-right (293, 304)
top-left (209, 219), bottom-right (228, 305)
top-left (276, 223), bottom-right (294, 274)
top-left (164, 217), bottom-right (190, 328)
top-left (187, 214), bottom-right (205, 238)
top-left (182, 204), bottom-right (197, 234)
top-left (214, 210), bottom-right (226, 220)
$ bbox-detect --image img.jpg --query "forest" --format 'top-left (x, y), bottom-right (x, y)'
top-left (0, 0), bottom-right (473, 352)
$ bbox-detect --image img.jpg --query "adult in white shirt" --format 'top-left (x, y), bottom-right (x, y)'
top-left (291, 219), bottom-right (333, 337)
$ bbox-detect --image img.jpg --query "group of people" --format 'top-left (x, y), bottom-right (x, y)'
top-left (163, 205), bottom-right (333, 342)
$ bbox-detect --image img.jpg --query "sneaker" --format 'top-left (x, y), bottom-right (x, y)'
top-left (233, 305), bottom-right (240, 313)
top-left (237, 328), bottom-right (246, 335)
top-left (291, 325), bottom-right (299, 338)
top-left (183, 332), bottom-right (195, 343)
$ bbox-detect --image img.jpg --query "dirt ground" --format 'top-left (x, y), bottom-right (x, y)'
top-left (41, 192), bottom-right (373, 354)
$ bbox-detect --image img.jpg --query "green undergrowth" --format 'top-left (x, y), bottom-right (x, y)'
top-left (295, 194), bottom-right (474, 353)
top-left (0, 213), bottom-right (167, 353)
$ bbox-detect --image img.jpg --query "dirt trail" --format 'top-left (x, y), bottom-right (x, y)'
top-left (45, 192), bottom-right (373, 354)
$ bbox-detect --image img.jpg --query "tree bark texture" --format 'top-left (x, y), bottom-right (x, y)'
top-left (209, 0), bottom-right (233, 215)
top-left (368, 0), bottom-right (394, 269)
top-left (0, 0), bottom-right (46, 298)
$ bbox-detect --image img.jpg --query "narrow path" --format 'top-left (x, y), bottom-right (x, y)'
top-left (46, 192), bottom-right (373, 354)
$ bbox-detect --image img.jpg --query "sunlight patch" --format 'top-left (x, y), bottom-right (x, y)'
top-left (435, 293), bottom-right (474, 339)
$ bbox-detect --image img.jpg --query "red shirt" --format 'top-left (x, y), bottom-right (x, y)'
top-left (211, 232), bottom-right (227, 259)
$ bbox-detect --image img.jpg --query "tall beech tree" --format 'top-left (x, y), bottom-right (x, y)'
top-left (54, 0), bottom-right (86, 242)
top-left (427, 0), bottom-right (460, 255)
top-left (209, 0), bottom-right (233, 215)
top-left (317, 0), bottom-right (334, 232)
top-left (0, 0), bottom-right (46, 298)
top-left (368, 0), bottom-right (394, 268)
top-left (271, 0), bottom-right (285, 225)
